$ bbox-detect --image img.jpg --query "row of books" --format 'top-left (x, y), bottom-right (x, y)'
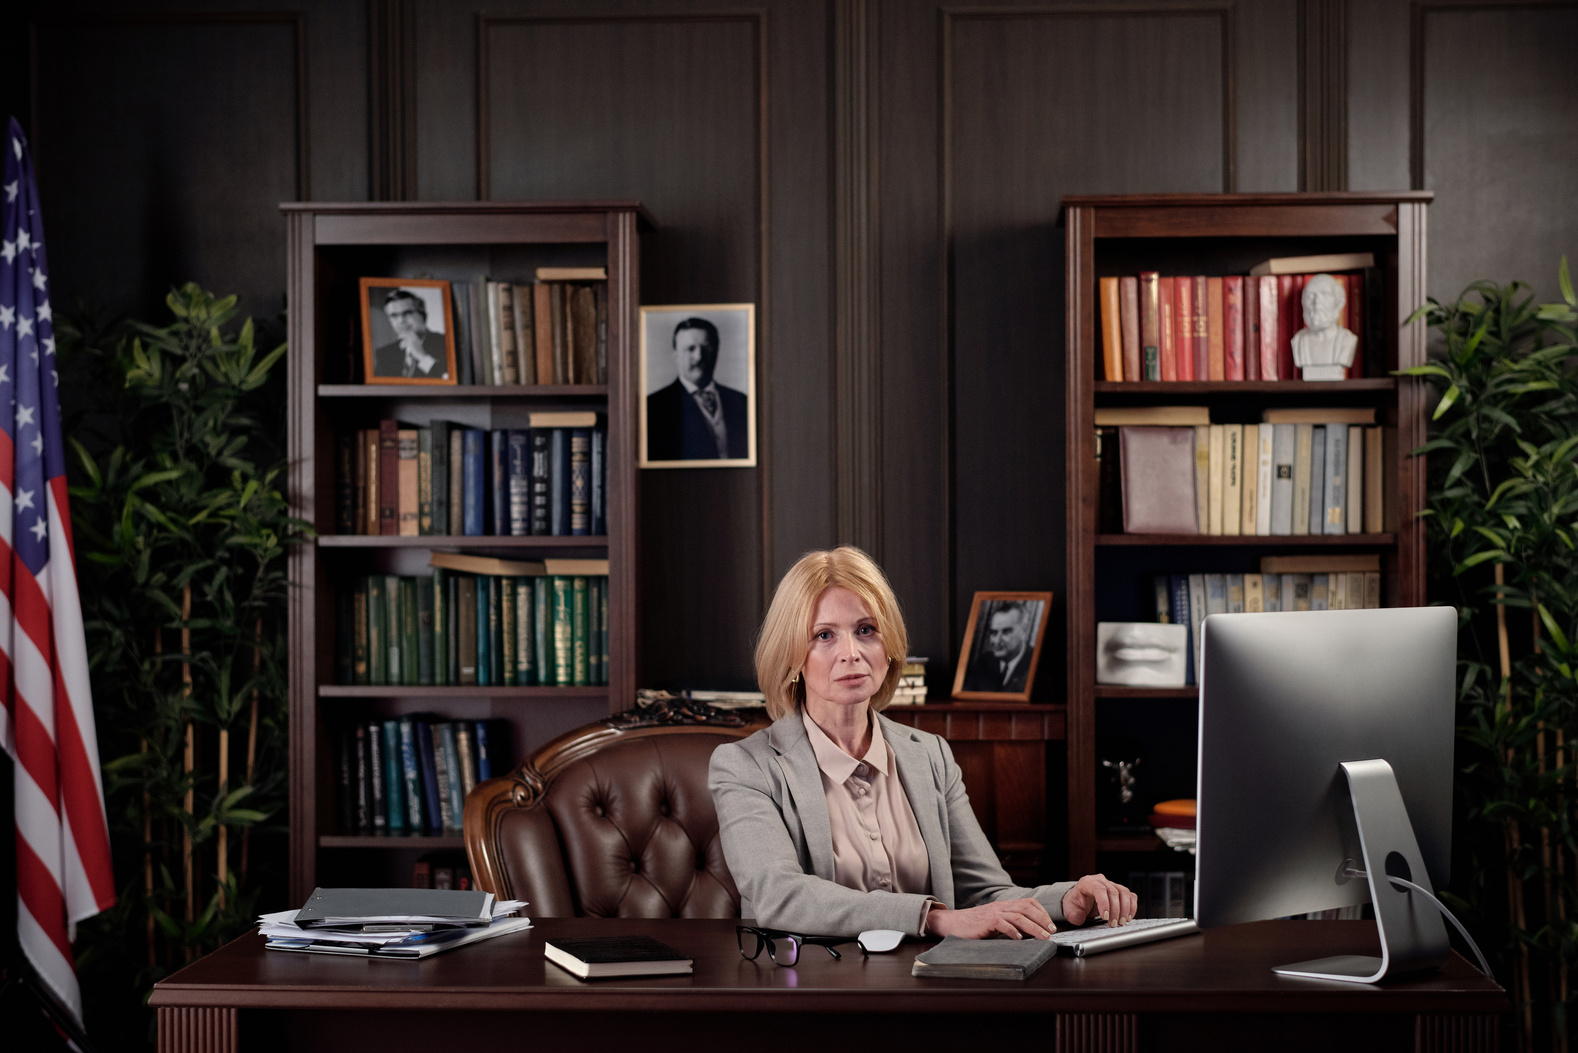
top-left (413, 853), bottom-right (475, 891)
top-left (1103, 405), bottom-right (1385, 536)
top-left (1099, 252), bottom-right (1378, 382)
top-left (336, 717), bottom-right (508, 835)
top-left (1151, 555), bottom-right (1384, 683)
top-left (334, 413), bottom-right (605, 537)
top-left (1125, 870), bottom-right (1194, 920)
top-left (437, 266), bottom-right (607, 387)
top-left (886, 657), bottom-right (929, 705)
top-left (336, 554), bottom-right (611, 687)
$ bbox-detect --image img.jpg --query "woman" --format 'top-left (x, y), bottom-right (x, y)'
top-left (709, 546), bottom-right (1137, 940)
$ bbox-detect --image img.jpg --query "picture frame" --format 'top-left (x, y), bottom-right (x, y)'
top-left (639, 303), bottom-right (757, 467)
top-left (951, 591), bottom-right (1053, 702)
top-left (359, 277), bottom-right (458, 385)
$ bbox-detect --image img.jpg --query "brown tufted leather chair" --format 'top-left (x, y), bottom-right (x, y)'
top-left (464, 703), bottom-right (769, 918)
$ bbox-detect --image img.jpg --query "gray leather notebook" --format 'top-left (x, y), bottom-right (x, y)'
top-left (911, 936), bottom-right (1058, 980)
top-left (294, 887), bottom-right (493, 928)
top-left (1119, 426), bottom-right (1199, 534)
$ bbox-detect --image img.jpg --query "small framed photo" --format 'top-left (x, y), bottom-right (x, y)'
top-left (639, 304), bottom-right (756, 467)
top-left (359, 277), bottom-right (458, 385)
top-left (951, 591), bottom-right (1053, 702)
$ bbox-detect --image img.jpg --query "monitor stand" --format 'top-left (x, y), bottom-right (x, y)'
top-left (1272, 759), bottom-right (1450, 984)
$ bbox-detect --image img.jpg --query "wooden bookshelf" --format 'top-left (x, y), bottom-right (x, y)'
top-left (284, 202), bottom-right (648, 902)
top-left (1061, 192), bottom-right (1431, 878)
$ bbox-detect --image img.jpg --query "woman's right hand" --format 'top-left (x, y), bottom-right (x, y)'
top-left (925, 898), bottom-right (1055, 940)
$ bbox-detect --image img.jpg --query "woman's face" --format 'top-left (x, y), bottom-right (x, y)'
top-left (801, 586), bottom-right (889, 713)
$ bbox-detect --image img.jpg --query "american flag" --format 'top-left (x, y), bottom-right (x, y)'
top-left (1, 116), bottom-right (115, 1029)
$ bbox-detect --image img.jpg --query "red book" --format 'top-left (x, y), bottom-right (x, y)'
top-left (1192, 275), bottom-right (1210, 382)
top-left (1223, 275), bottom-right (1245, 381)
top-left (1138, 272), bottom-right (1161, 380)
top-left (1120, 277), bottom-right (1141, 383)
top-left (1257, 276), bottom-right (1279, 380)
top-left (1158, 277), bottom-right (1177, 381)
top-left (1206, 276), bottom-right (1225, 381)
top-left (1345, 273), bottom-right (1364, 379)
top-left (1244, 276), bottom-right (1261, 381)
top-left (1174, 276), bottom-right (1195, 381)
top-left (1277, 274), bottom-right (1298, 381)
top-left (378, 419), bottom-right (400, 536)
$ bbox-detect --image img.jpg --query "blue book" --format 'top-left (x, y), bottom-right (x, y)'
top-left (529, 430), bottom-right (552, 535)
top-left (507, 430), bottom-right (532, 536)
top-left (569, 428), bottom-right (592, 536)
top-left (439, 723), bottom-right (466, 830)
top-left (430, 420), bottom-right (451, 537)
top-left (476, 574), bottom-right (492, 686)
top-left (397, 717), bottom-right (425, 831)
top-left (1169, 574), bottom-right (1194, 685)
top-left (549, 428), bottom-right (569, 536)
top-left (590, 427), bottom-right (605, 536)
top-left (1307, 426), bottom-right (1326, 535)
top-left (461, 429), bottom-right (486, 536)
top-left (474, 720), bottom-right (493, 782)
top-left (381, 720), bottom-right (406, 834)
top-left (490, 429), bottom-right (509, 537)
top-left (414, 717), bottom-right (442, 834)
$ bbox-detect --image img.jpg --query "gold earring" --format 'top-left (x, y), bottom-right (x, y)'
top-left (789, 672), bottom-right (800, 685)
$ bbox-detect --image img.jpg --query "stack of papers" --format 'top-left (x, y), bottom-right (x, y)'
top-left (261, 887), bottom-right (530, 959)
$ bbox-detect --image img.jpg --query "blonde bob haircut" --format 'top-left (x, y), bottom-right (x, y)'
top-left (755, 546), bottom-right (909, 720)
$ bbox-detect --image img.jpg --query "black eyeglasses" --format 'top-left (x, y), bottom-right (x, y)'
top-left (735, 926), bottom-right (874, 966)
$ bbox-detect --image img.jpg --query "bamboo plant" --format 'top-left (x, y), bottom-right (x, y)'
top-left (1401, 261), bottom-right (1578, 1053)
top-left (59, 285), bottom-right (304, 1044)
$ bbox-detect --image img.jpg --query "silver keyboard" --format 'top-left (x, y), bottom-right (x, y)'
top-left (1048, 917), bottom-right (1199, 957)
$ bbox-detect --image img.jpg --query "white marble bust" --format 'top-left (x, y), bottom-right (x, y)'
top-left (1291, 273), bottom-right (1358, 381)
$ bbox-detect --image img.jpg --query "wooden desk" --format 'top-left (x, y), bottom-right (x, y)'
top-left (150, 918), bottom-right (1505, 1053)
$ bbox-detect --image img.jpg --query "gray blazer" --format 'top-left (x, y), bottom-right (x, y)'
top-left (709, 710), bottom-right (1076, 937)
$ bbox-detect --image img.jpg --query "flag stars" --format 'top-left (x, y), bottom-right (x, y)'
top-left (32, 268), bottom-right (46, 292)
top-left (17, 316), bottom-right (33, 339)
top-left (0, 305), bottom-right (12, 329)
top-left (43, 336), bottom-right (55, 356)
top-left (3, 180), bottom-right (16, 202)
top-left (30, 433), bottom-right (42, 455)
top-left (16, 488), bottom-right (33, 512)
top-left (29, 517), bottom-right (45, 543)
top-left (0, 365), bottom-right (12, 385)
top-left (37, 301), bottom-right (51, 322)
top-left (0, 239), bottom-right (13, 264)
top-left (16, 404), bottom-right (34, 428)
top-left (17, 229), bottom-right (32, 252)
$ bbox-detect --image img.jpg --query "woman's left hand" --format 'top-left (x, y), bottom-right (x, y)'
top-left (1061, 874), bottom-right (1137, 927)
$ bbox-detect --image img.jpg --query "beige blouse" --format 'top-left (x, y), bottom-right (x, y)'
top-left (801, 709), bottom-right (933, 922)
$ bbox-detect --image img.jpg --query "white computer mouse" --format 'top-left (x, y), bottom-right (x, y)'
top-left (857, 929), bottom-right (905, 953)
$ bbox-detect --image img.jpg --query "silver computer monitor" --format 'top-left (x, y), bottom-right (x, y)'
top-left (1194, 606), bottom-right (1457, 982)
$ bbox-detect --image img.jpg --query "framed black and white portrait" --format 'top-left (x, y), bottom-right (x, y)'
top-left (639, 304), bottom-right (756, 468)
top-left (359, 277), bottom-right (458, 385)
top-left (951, 591), bottom-right (1052, 702)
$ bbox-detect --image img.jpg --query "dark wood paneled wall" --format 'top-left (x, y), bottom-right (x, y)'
top-left (17, 0), bottom-right (1577, 717)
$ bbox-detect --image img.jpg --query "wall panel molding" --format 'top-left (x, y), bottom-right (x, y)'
top-left (368, 0), bottom-right (415, 200)
top-left (1298, 0), bottom-right (1347, 189)
top-left (31, 10), bottom-right (311, 199)
top-left (834, 0), bottom-right (883, 555)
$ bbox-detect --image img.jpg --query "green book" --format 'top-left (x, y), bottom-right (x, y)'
top-left (384, 574), bottom-right (402, 684)
top-left (500, 577), bottom-right (518, 686)
top-left (515, 577), bottom-right (534, 686)
top-left (572, 575), bottom-right (589, 686)
top-left (552, 576), bottom-right (574, 686)
top-left (352, 578), bottom-right (369, 685)
top-left (457, 574), bottom-right (477, 685)
top-left (397, 577), bottom-right (416, 685)
top-left (367, 575), bottom-right (388, 685)
top-left (432, 568), bottom-right (449, 686)
top-left (475, 575), bottom-right (491, 687)
top-left (430, 420), bottom-right (450, 537)
top-left (534, 574), bottom-right (552, 686)
top-left (446, 573), bottom-right (461, 684)
top-left (489, 574), bottom-right (505, 686)
top-left (439, 722), bottom-right (465, 829)
top-left (417, 426), bottom-right (434, 534)
top-left (416, 576), bottom-right (436, 686)
top-left (381, 720), bottom-right (406, 833)
top-left (398, 716), bottom-right (424, 830)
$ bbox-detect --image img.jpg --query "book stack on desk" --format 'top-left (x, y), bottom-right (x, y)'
top-left (260, 887), bottom-right (530, 959)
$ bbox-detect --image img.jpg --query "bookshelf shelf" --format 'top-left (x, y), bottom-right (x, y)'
top-left (319, 835), bottom-right (466, 850)
top-left (287, 201), bottom-right (646, 902)
top-left (1095, 533), bottom-right (1396, 547)
top-left (317, 535), bottom-right (607, 549)
top-left (1094, 686), bottom-right (1197, 699)
top-left (1063, 193), bottom-right (1430, 881)
top-left (319, 384), bottom-right (608, 398)
top-left (318, 685), bottom-right (609, 699)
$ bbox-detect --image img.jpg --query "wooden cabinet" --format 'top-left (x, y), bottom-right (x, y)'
top-left (1060, 193), bottom-right (1432, 878)
top-left (282, 202), bottom-right (647, 902)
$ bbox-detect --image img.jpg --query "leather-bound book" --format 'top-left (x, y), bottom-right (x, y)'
top-left (1173, 276), bottom-right (1194, 381)
top-left (1099, 277), bottom-right (1123, 381)
top-left (1191, 275), bottom-right (1209, 381)
top-left (1223, 276), bottom-right (1245, 381)
top-left (1158, 276), bottom-right (1177, 381)
top-left (1138, 271), bottom-right (1161, 380)
top-left (1119, 426), bottom-right (1199, 535)
top-left (1119, 276), bottom-right (1140, 383)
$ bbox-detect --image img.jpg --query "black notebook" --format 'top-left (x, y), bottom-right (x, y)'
top-left (543, 935), bottom-right (694, 979)
top-left (911, 935), bottom-right (1058, 981)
